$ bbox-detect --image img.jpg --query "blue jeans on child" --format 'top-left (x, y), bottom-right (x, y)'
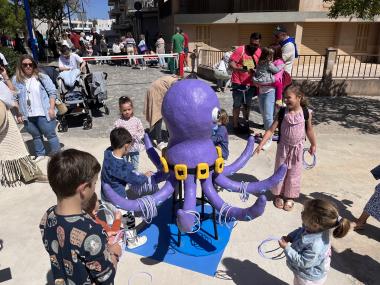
top-left (258, 88), bottom-right (275, 131)
top-left (126, 152), bottom-right (140, 170)
top-left (24, 116), bottom-right (61, 156)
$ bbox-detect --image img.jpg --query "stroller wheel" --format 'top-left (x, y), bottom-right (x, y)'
top-left (104, 105), bottom-right (110, 115)
top-left (83, 120), bottom-right (93, 130)
top-left (58, 121), bottom-right (68, 132)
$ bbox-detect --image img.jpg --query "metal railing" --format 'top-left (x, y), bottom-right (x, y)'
top-left (332, 54), bottom-right (380, 78)
top-left (198, 49), bottom-right (225, 68)
top-left (198, 49), bottom-right (380, 80)
top-left (292, 55), bottom-right (325, 79)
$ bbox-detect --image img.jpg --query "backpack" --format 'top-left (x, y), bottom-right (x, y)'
top-left (277, 106), bottom-right (309, 143)
top-left (280, 37), bottom-right (299, 58)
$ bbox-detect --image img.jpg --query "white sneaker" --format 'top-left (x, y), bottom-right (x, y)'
top-left (126, 235), bottom-right (147, 249)
top-left (262, 139), bottom-right (272, 151)
top-left (157, 142), bottom-right (168, 151)
top-left (32, 156), bottom-right (46, 163)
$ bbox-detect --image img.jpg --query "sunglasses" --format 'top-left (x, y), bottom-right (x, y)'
top-left (22, 63), bottom-right (34, 68)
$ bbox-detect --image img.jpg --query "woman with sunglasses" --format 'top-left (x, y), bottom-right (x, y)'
top-left (12, 55), bottom-right (61, 162)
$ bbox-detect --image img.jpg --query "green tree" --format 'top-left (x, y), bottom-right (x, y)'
top-left (324, 0), bottom-right (380, 20)
top-left (0, 0), bottom-right (25, 34)
top-left (29, 0), bottom-right (83, 34)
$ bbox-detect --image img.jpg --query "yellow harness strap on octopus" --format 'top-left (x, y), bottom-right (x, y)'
top-left (174, 164), bottom-right (188, 180)
top-left (216, 146), bottom-right (222, 158)
top-left (197, 163), bottom-right (209, 179)
top-left (160, 156), bottom-right (169, 173)
top-left (215, 157), bottom-right (224, 174)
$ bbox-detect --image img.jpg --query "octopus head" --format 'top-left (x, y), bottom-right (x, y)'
top-left (162, 79), bottom-right (220, 142)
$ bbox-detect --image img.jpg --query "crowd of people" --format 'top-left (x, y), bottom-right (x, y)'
top-left (0, 24), bottom-right (379, 285)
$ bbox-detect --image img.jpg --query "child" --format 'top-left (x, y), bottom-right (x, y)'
top-left (279, 199), bottom-right (350, 285)
top-left (83, 192), bottom-right (122, 244)
top-left (213, 52), bottom-right (232, 93)
top-left (190, 49), bottom-right (198, 73)
top-left (39, 149), bottom-right (121, 284)
top-left (114, 96), bottom-right (145, 170)
top-left (211, 109), bottom-right (229, 160)
top-left (101, 127), bottom-right (156, 249)
top-left (255, 85), bottom-right (317, 211)
top-left (253, 47), bottom-right (285, 109)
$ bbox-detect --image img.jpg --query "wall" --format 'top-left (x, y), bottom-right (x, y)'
top-left (299, 0), bottom-right (329, 12)
top-left (334, 23), bottom-right (380, 55)
top-left (300, 22), bottom-right (336, 54)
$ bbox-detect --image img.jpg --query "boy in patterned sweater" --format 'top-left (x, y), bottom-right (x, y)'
top-left (39, 149), bottom-right (121, 285)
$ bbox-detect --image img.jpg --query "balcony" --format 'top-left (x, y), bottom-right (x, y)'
top-left (178, 0), bottom-right (300, 14)
top-left (109, 7), bottom-right (124, 16)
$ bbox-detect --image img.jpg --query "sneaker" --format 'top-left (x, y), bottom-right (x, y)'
top-left (261, 139), bottom-right (272, 151)
top-left (126, 235), bottom-right (147, 249)
top-left (32, 156), bottom-right (46, 163)
top-left (157, 142), bottom-right (168, 151)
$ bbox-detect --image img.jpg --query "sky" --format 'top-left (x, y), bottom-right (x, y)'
top-left (84, 0), bottom-right (109, 20)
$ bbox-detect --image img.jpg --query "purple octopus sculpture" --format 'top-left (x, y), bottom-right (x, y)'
top-left (103, 79), bottom-right (287, 233)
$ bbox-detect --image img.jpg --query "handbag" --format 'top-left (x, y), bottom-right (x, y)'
top-left (139, 44), bottom-right (148, 53)
top-left (55, 98), bottom-right (68, 115)
top-left (19, 156), bottom-right (44, 183)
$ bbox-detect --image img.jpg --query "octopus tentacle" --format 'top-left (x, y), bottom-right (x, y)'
top-left (101, 174), bottom-right (176, 213)
top-left (201, 177), bottom-right (266, 222)
top-left (144, 133), bottom-right (163, 170)
top-left (214, 164), bottom-right (287, 195)
top-left (177, 175), bottom-right (197, 232)
top-left (223, 136), bottom-right (255, 176)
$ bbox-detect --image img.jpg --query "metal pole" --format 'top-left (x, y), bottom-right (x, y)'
top-left (23, 0), bottom-right (38, 60)
top-left (81, 0), bottom-right (85, 32)
top-left (67, 3), bottom-right (72, 31)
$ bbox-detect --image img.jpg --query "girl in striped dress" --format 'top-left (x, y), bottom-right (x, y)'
top-left (255, 85), bottom-right (317, 211)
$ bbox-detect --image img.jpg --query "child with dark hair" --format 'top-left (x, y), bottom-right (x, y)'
top-left (39, 149), bottom-right (121, 285)
top-left (114, 96), bottom-right (145, 170)
top-left (279, 199), bottom-right (350, 285)
top-left (211, 109), bottom-right (229, 160)
top-left (101, 127), bottom-right (157, 249)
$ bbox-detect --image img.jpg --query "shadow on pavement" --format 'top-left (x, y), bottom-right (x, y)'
top-left (331, 248), bottom-right (380, 285)
top-left (217, 257), bottom-right (288, 285)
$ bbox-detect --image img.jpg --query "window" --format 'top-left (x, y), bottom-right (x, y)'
top-left (355, 23), bottom-right (370, 52)
top-left (196, 25), bottom-right (211, 45)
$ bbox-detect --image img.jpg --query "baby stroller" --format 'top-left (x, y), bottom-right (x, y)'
top-left (57, 69), bottom-right (92, 132)
top-left (83, 71), bottom-right (110, 115)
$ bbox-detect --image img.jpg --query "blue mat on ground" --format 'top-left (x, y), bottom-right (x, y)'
top-left (126, 198), bottom-right (233, 276)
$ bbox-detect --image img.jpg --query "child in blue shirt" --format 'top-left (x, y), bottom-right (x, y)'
top-left (101, 127), bottom-right (157, 249)
top-left (279, 199), bottom-right (350, 285)
top-left (211, 109), bottom-right (229, 160)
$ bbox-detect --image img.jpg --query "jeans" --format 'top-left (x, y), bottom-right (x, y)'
top-left (158, 55), bottom-right (166, 67)
top-left (216, 79), bottom-right (227, 89)
top-left (24, 116), bottom-right (60, 156)
top-left (126, 152), bottom-right (139, 170)
top-left (258, 89), bottom-right (275, 131)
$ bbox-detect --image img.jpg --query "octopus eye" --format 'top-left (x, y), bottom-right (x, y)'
top-left (212, 107), bottom-right (220, 123)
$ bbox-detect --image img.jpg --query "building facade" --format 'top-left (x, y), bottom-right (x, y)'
top-left (108, 0), bottom-right (159, 43)
top-left (96, 19), bottom-right (116, 32)
top-left (158, 0), bottom-right (380, 56)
